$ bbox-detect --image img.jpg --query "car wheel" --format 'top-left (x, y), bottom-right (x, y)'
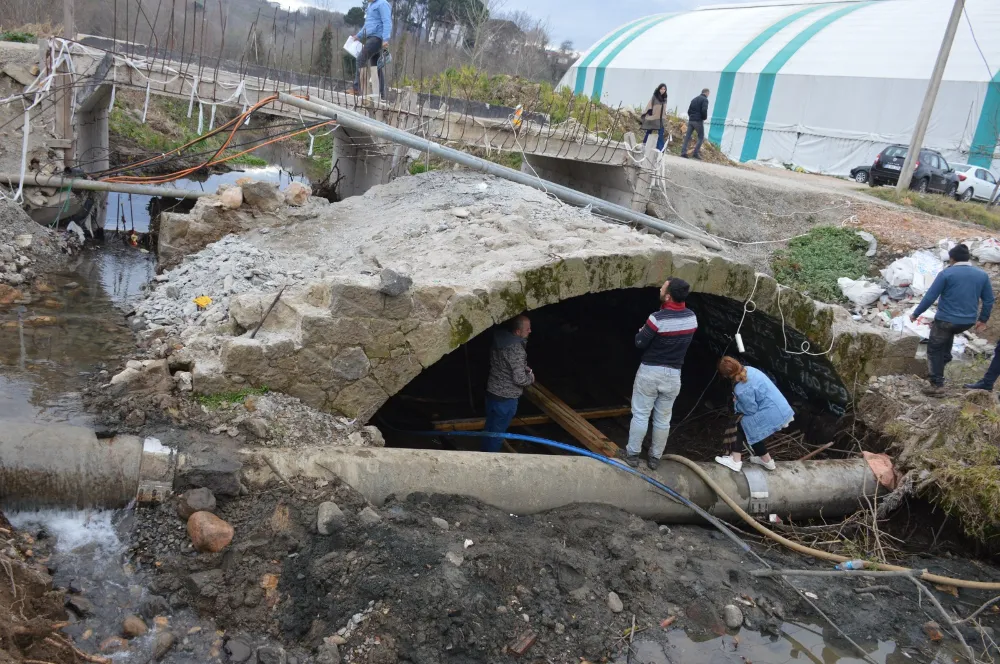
top-left (854, 171), bottom-right (868, 183)
top-left (868, 177), bottom-right (877, 188)
top-left (916, 178), bottom-right (929, 194)
top-left (961, 188), bottom-right (974, 203)
top-left (946, 183), bottom-right (958, 198)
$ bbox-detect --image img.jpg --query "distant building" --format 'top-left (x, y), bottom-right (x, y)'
top-left (562, 0), bottom-right (1000, 176)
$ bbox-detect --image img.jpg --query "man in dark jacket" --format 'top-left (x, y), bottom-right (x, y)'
top-left (625, 278), bottom-right (697, 469)
top-left (482, 315), bottom-right (534, 452)
top-left (681, 89), bottom-right (710, 159)
top-left (910, 244), bottom-right (994, 396)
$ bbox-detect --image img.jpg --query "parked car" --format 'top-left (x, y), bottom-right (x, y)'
top-left (951, 163), bottom-right (999, 203)
top-left (849, 165), bottom-right (870, 183)
top-left (868, 145), bottom-right (959, 196)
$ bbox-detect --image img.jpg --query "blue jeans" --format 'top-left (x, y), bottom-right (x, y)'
top-left (682, 120), bottom-right (705, 157)
top-left (626, 364), bottom-right (681, 460)
top-left (928, 319), bottom-right (972, 386)
top-left (643, 127), bottom-right (665, 151)
top-left (981, 339), bottom-right (1000, 387)
top-left (482, 394), bottom-right (518, 452)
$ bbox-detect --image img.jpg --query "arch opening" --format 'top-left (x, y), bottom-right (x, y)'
top-left (374, 287), bottom-right (851, 458)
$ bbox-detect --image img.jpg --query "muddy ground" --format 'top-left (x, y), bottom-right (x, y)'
top-left (123, 472), bottom-right (1000, 664)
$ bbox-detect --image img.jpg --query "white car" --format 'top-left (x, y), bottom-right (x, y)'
top-left (952, 163), bottom-right (999, 203)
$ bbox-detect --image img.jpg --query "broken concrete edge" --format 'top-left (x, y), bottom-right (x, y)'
top-left (172, 244), bottom-right (917, 421)
top-left (239, 445), bottom-right (880, 522)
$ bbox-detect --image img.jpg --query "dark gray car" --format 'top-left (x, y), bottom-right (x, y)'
top-left (868, 145), bottom-right (959, 195)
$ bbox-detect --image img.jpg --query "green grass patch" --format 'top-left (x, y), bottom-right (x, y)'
top-left (923, 401), bottom-right (1000, 545)
top-left (195, 386), bottom-right (269, 409)
top-left (409, 160), bottom-right (436, 175)
top-left (771, 226), bottom-right (871, 302)
top-left (868, 188), bottom-right (1000, 231)
top-left (1, 30), bottom-right (35, 43)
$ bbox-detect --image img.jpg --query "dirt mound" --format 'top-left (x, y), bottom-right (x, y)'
top-left (126, 472), bottom-right (1000, 662)
top-left (0, 511), bottom-right (90, 663)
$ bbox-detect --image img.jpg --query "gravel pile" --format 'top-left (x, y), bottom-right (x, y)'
top-left (132, 235), bottom-right (322, 334)
top-left (0, 199), bottom-right (80, 286)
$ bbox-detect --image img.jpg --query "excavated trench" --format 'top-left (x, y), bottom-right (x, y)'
top-left (375, 287), bottom-right (856, 458)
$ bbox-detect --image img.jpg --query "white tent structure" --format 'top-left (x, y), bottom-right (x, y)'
top-left (560, 0), bottom-right (1000, 176)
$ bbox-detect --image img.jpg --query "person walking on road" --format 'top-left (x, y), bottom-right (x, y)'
top-left (715, 357), bottom-right (793, 473)
top-left (910, 244), bottom-right (994, 396)
top-left (641, 84), bottom-right (668, 152)
top-left (681, 88), bottom-right (709, 159)
top-left (482, 315), bottom-right (534, 452)
top-left (625, 278), bottom-right (697, 470)
top-left (347, 0), bottom-right (393, 98)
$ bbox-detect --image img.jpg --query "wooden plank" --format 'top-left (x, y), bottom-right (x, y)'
top-left (523, 383), bottom-right (620, 458)
top-left (432, 406), bottom-right (632, 432)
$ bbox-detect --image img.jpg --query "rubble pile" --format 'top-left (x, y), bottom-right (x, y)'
top-left (0, 200), bottom-right (81, 292)
top-left (130, 235), bottom-right (323, 337)
top-left (841, 236), bottom-right (1000, 359)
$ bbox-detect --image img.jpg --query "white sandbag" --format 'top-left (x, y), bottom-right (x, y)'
top-left (938, 239), bottom-right (956, 262)
top-left (973, 238), bottom-right (1000, 264)
top-left (838, 277), bottom-right (883, 306)
top-left (881, 257), bottom-right (914, 288)
top-left (909, 250), bottom-right (944, 296)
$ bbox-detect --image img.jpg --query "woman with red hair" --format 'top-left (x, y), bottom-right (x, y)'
top-left (715, 356), bottom-right (794, 473)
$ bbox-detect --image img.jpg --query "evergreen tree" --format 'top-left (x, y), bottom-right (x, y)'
top-left (314, 24), bottom-right (334, 77)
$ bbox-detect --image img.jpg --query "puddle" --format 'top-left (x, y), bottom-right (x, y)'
top-left (0, 245), bottom-right (149, 426)
top-left (8, 509), bottom-right (222, 663)
top-left (616, 623), bottom-right (941, 664)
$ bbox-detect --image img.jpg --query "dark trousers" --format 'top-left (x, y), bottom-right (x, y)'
top-left (643, 127), bottom-right (665, 151)
top-left (682, 120), bottom-right (705, 157)
top-left (482, 394), bottom-right (518, 452)
top-left (927, 319), bottom-right (973, 386)
top-left (353, 36), bottom-right (385, 97)
top-left (723, 415), bottom-right (769, 457)
top-left (980, 339), bottom-right (1000, 387)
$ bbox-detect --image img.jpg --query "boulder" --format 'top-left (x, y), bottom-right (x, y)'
top-left (122, 615), bottom-right (148, 638)
top-left (378, 268), bottom-right (413, 297)
top-left (109, 359), bottom-right (172, 395)
top-left (66, 595), bottom-right (94, 617)
top-left (607, 591), bottom-right (623, 614)
top-left (153, 631), bottom-right (177, 660)
top-left (431, 517), bottom-right (449, 531)
top-left (174, 370), bottom-right (193, 392)
top-left (723, 604), bottom-right (744, 630)
top-left (100, 636), bottom-right (128, 653)
top-left (257, 645), bottom-right (287, 664)
top-left (241, 181), bottom-right (283, 212)
top-left (225, 637), bottom-right (254, 663)
top-left (185, 569), bottom-right (225, 604)
top-left (176, 454), bottom-right (242, 496)
top-left (317, 502), bottom-right (345, 535)
top-left (219, 187), bottom-right (243, 210)
top-left (176, 487), bottom-right (217, 520)
top-left (187, 511), bottom-right (235, 553)
top-left (315, 643), bottom-right (340, 664)
top-left (358, 506), bottom-right (382, 526)
top-left (283, 182), bottom-right (312, 206)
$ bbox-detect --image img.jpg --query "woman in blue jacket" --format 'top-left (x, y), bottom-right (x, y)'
top-left (715, 356), bottom-right (794, 473)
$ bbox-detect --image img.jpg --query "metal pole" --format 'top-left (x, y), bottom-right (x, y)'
top-left (896, 0), bottom-right (964, 192)
top-left (0, 174), bottom-right (209, 199)
top-left (276, 93), bottom-right (723, 250)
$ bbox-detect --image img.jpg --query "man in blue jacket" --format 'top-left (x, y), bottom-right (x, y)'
top-left (348, 0), bottom-right (392, 98)
top-left (910, 244), bottom-right (994, 396)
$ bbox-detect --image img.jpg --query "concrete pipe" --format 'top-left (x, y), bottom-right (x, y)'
top-left (251, 447), bottom-right (880, 522)
top-left (0, 422), bottom-right (175, 509)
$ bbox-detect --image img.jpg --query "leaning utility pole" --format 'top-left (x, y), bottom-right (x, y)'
top-left (896, 0), bottom-right (964, 192)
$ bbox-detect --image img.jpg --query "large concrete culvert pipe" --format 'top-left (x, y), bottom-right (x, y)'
top-left (0, 422), bottom-right (174, 509)
top-left (250, 447), bottom-right (881, 522)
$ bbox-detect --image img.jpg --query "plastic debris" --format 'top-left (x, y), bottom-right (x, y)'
top-left (838, 277), bottom-right (883, 306)
top-left (193, 295), bottom-right (213, 309)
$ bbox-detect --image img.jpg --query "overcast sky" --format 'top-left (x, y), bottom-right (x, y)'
top-left (275, 0), bottom-right (749, 51)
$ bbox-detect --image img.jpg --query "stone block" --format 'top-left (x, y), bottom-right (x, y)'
top-left (285, 381), bottom-right (329, 410)
top-left (405, 319), bottom-right (455, 368)
top-left (644, 250), bottom-right (674, 287)
top-left (283, 182), bottom-right (311, 207)
top-left (411, 285), bottom-right (456, 320)
top-left (241, 181), bottom-right (283, 212)
top-left (301, 315), bottom-right (371, 347)
top-left (332, 377), bottom-right (388, 420)
top-left (371, 355), bottom-right (422, 396)
top-left (327, 282), bottom-right (384, 318)
top-left (221, 337), bottom-right (266, 375)
top-left (331, 347), bottom-right (371, 381)
top-left (447, 293), bottom-right (494, 346)
top-left (191, 358), bottom-right (235, 395)
top-left (382, 293), bottom-right (413, 320)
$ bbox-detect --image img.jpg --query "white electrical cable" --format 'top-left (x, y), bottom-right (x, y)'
top-left (141, 82), bottom-right (151, 124)
top-left (187, 75), bottom-right (199, 118)
top-left (197, 102), bottom-right (204, 135)
top-left (209, 104), bottom-right (217, 132)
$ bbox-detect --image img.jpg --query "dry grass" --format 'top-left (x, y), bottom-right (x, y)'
top-left (868, 188), bottom-right (1000, 231)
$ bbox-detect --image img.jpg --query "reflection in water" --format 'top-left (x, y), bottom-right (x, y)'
top-left (617, 622), bottom-right (926, 664)
top-left (0, 245), bottom-right (151, 425)
top-left (105, 159), bottom-right (320, 233)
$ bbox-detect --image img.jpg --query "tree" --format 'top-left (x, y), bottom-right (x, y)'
top-left (345, 6), bottom-right (365, 28)
top-left (559, 39), bottom-right (573, 53)
top-left (314, 24), bottom-right (334, 77)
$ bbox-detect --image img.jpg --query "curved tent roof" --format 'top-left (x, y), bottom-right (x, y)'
top-left (560, 0), bottom-right (1000, 175)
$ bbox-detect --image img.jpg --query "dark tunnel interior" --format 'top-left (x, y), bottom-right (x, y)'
top-left (373, 287), bottom-right (852, 459)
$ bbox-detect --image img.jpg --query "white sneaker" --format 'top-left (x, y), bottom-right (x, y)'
top-left (750, 456), bottom-right (776, 471)
top-left (715, 455), bottom-right (742, 472)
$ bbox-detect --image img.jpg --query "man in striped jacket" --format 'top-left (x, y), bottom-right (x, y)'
top-left (625, 278), bottom-right (698, 470)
